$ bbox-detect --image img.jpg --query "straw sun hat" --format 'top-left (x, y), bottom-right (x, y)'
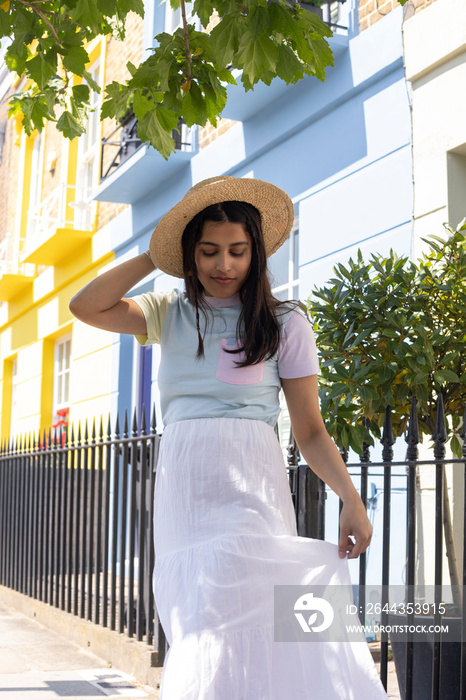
top-left (149, 176), bottom-right (294, 278)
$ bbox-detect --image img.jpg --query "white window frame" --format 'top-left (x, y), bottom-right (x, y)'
top-left (26, 131), bottom-right (45, 241)
top-left (53, 335), bottom-right (71, 424)
top-left (164, 0), bottom-right (195, 33)
top-left (10, 357), bottom-right (18, 438)
top-left (74, 59), bottom-right (101, 230)
top-left (271, 216), bottom-right (299, 301)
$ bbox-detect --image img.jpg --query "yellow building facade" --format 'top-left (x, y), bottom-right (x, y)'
top-left (0, 19), bottom-right (144, 440)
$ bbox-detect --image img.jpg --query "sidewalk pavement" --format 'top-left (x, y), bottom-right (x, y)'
top-left (0, 599), bottom-right (401, 699)
top-left (0, 602), bottom-right (162, 700)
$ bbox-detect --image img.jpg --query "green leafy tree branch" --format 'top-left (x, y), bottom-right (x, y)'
top-left (304, 222), bottom-right (466, 457)
top-left (1, 0), bottom-right (405, 158)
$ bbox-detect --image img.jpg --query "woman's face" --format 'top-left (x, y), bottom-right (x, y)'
top-left (194, 220), bottom-right (252, 298)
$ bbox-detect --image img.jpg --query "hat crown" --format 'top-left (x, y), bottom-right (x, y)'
top-left (150, 176), bottom-right (294, 278)
top-left (185, 176), bottom-right (234, 198)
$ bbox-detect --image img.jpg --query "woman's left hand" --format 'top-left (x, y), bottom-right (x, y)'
top-left (338, 494), bottom-right (373, 559)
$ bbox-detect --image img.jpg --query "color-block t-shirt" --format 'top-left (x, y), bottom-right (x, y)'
top-left (132, 290), bottom-right (319, 427)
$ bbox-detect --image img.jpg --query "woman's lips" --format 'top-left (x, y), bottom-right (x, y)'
top-left (212, 277), bottom-right (235, 285)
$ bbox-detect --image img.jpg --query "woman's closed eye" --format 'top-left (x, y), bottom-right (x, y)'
top-left (201, 250), bottom-right (246, 257)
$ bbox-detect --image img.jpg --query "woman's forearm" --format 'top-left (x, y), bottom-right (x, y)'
top-left (70, 252), bottom-right (155, 317)
top-left (296, 428), bottom-right (361, 505)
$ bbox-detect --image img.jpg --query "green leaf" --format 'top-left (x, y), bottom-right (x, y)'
top-left (210, 14), bottom-right (242, 67)
top-left (235, 32), bottom-right (278, 89)
top-left (56, 110), bottom-right (85, 139)
top-left (101, 81), bottom-right (131, 119)
top-left (82, 69), bottom-right (101, 94)
top-left (247, 5), bottom-right (271, 41)
top-left (136, 107), bottom-right (178, 160)
top-left (275, 43), bottom-right (304, 84)
top-left (30, 99), bottom-right (51, 130)
top-left (433, 369), bottom-right (460, 384)
top-left (133, 90), bottom-right (156, 119)
top-left (25, 53), bottom-right (57, 90)
top-left (268, 2), bottom-right (304, 43)
top-left (62, 45), bottom-right (90, 75)
top-left (69, 0), bottom-right (106, 34)
top-left (72, 84), bottom-right (91, 105)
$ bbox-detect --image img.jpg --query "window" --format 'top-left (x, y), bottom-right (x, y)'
top-left (132, 342), bottom-right (153, 431)
top-left (269, 216), bottom-right (299, 301)
top-left (165, 0), bottom-right (194, 33)
top-left (53, 336), bottom-right (71, 427)
top-left (26, 132), bottom-right (45, 240)
top-left (10, 358), bottom-right (18, 437)
top-left (74, 60), bottom-right (101, 230)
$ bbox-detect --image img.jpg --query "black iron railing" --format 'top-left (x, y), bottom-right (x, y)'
top-left (0, 409), bottom-right (165, 662)
top-left (299, 0), bottom-right (348, 31)
top-left (287, 397), bottom-right (466, 700)
top-left (100, 113), bottom-right (191, 181)
top-left (1, 396), bottom-right (466, 698)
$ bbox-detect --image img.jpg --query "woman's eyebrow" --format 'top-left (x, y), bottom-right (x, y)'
top-left (198, 241), bottom-right (249, 247)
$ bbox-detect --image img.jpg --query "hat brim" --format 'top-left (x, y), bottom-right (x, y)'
top-left (149, 177), bottom-right (294, 278)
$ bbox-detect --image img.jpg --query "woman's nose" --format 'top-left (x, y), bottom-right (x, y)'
top-left (216, 253), bottom-right (231, 272)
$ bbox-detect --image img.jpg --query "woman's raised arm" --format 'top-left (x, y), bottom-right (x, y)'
top-left (69, 251), bottom-right (155, 335)
top-left (281, 374), bottom-right (372, 559)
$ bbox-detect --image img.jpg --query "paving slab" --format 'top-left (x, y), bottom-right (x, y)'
top-left (0, 602), bottom-right (160, 700)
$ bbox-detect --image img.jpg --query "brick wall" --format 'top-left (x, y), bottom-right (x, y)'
top-left (198, 118), bottom-right (237, 151)
top-left (0, 98), bottom-right (12, 239)
top-left (0, 85), bottom-right (24, 245)
top-left (359, 0), bottom-right (439, 31)
top-left (98, 11), bottom-right (144, 230)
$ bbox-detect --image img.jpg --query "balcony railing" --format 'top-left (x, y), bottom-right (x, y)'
top-left (26, 183), bottom-right (95, 243)
top-left (100, 113), bottom-right (192, 181)
top-left (0, 233), bottom-right (34, 277)
top-left (300, 0), bottom-right (348, 31)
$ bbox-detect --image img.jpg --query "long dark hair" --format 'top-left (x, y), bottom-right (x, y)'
top-left (182, 201), bottom-right (287, 367)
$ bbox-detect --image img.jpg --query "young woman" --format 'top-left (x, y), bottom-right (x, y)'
top-left (70, 176), bottom-right (387, 699)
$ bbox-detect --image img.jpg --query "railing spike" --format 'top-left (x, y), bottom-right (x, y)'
top-left (91, 418), bottom-right (96, 443)
top-left (287, 428), bottom-right (300, 467)
top-left (360, 416), bottom-right (370, 463)
top-left (381, 406), bottom-right (395, 462)
top-left (339, 446), bottom-right (348, 464)
top-left (132, 407), bottom-right (138, 437)
top-left (114, 413), bottom-right (120, 438)
top-left (460, 406), bottom-right (466, 459)
top-left (150, 405), bottom-right (157, 435)
top-left (123, 410), bottom-right (128, 438)
top-left (433, 394), bottom-right (447, 460)
top-left (141, 406), bottom-right (147, 435)
top-left (83, 419), bottom-right (89, 443)
top-left (77, 421), bottom-right (82, 445)
top-left (405, 397), bottom-right (420, 461)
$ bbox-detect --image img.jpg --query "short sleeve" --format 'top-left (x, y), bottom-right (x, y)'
top-left (278, 310), bottom-right (319, 378)
top-left (131, 290), bottom-right (178, 345)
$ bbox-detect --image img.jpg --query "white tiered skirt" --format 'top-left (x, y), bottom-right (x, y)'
top-left (153, 418), bottom-right (387, 699)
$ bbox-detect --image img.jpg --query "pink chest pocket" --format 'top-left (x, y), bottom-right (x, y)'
top-left (216, 339), bottom-right (265, 385)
